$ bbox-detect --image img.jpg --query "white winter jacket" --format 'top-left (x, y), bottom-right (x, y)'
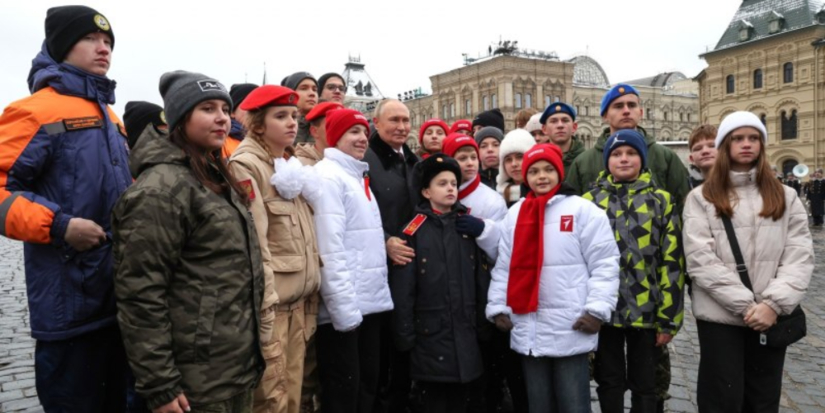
top-left (460, 179), bottom-right (508, 260)
top-left (486, 194), bottom-right (620, 358)
top-left (683, 169), bottom-right (813, 326)
top-left (314, 148), bottom-right (394, 331)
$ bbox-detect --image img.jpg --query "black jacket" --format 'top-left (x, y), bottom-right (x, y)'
top-left (807, 179), bottom-right (825, 216)
top-left (480, 166), bottom-right (498, 190)
top-left (363, 132), bottom-right (420, 239)
top-left (390, 204), bottom-right (488, 384)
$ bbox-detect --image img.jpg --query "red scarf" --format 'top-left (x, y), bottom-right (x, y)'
top-left (507, 187), bottom-right (560, 314)
top-left (458, 174), bottom-right (481, 200)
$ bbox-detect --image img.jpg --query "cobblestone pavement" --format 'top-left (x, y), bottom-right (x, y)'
top-left (1, 228), bottom-right (825, 412)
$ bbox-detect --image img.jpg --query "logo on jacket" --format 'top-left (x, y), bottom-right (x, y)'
top-left (197, 80), bottom-right (227, 93)
top-left (238, 179), bottom-right (256, 201)
top-left (94, 14), bottom-right (110, 31)
top-left (560, 215), bottom-right (574, 232)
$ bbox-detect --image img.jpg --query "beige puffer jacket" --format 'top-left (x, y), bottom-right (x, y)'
top-left (228, 138), bottom-right (322, 312)
top-left (295, 142), bottom-right (323, 166)
top-left (683, 168), bottom-right (813, 326)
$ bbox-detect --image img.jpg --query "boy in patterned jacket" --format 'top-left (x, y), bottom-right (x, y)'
top-left (583, 129), bottom-right (685, 413)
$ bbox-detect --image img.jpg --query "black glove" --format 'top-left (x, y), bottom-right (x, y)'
top-left (456, 214), bottom-right (485, 238)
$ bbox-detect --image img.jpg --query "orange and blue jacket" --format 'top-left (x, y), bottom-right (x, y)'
top-left (0, 43), bottom-right (132, 340)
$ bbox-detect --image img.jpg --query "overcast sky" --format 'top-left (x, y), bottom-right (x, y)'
top-left (0, 0), bottom-right (743, 115)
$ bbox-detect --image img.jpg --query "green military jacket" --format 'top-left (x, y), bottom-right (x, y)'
top-left (112, 129), bottom-right (265, 409)
top-left (583, 171), bottom-right (685, 335)
top-left (565, 126), bottom-right (690, 216)
top-left (562, 137), bottom-right (585, 173)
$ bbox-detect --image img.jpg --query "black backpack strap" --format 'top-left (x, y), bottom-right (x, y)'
top-left (721, 215), bottom-right (754, 292)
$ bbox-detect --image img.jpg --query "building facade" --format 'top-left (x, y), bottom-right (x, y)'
top-left (402, 50), bottom-right (699, 155)
top-left (697, 0), bottom-right (825, 174)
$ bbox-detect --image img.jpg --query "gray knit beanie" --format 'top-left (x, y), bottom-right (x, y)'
top-left (474, 126), bottom-right (504, 145)
top-left (159, 70), bottom-right (232, 129)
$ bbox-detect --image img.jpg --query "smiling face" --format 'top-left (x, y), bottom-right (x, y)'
top-left (728, 126), bottom-right (762, 171)
top-left (257, 106), bottom-right (299, 152)
top-left (336, 124), bottom-right (370, 160)
top-left (184, 99), bottom-right (231, 151)
top-left (421, 170), bottom-right (458, 213)
top-left (607, 145), bottom-right (642, 182)
top-left (525, 160), bottom-right (560, 195)
top-left (373, 100), bottom-right (411, 150)
top-left (63, 32), bottom-right (112, 76)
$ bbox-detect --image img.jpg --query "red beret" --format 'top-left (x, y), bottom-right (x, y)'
top-left (522, 143), bottom-right (564, 184)
top-left (306, 101), bottom-right (344, 122)
top-left (450, 119), bottom-right (473, 134)
top-left (442, 132), bottom-right (479, 157)
top-left (418, 119), bottom-right (449, 144)
top-left (239, 85), bottom-right (298, 111)
top-left (325, 109), bottom-right (370, 148)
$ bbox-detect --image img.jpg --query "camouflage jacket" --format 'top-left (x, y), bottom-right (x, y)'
top-left (112, 131), bottom-right (265, 409)
top-left (583, 171), bottom-right (685, 335)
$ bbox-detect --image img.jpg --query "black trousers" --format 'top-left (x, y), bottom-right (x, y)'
top-left (696, 320), bottom-right (787, 413)
top-left (466, 330), bottom-right (528, 413)
top-left (317, 312), bottom-right (385, 413)
top-left (594, 326), bottom-right (659, 413)
top-left (35, 324), bottom-right (128, 413)
top-left (419, 382), bottom-right (468, 413)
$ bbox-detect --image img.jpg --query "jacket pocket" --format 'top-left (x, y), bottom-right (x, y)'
top-left (265, 200), bottom-right (304, 259)
top-left (194, 288), bottom-right (218, 363)
top-left (67, 245), bottom-right (113, 324)
top-left (271, 255), bottom-right (306, 273)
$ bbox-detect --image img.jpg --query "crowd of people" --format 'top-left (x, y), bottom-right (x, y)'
top-left (0, 6), bottom-right (816, 413)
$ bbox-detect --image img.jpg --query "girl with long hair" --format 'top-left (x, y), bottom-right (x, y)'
top-left (683, 111), bottom-right (813, 412)
top-left (113, 71), bottom-right (266, 413)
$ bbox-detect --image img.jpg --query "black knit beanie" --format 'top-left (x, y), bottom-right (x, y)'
top-left (229, 83), bottom-right (258, 110)
top-left (472, 108), bottom-right (505, 131)
top-left (281, 72), bottom-right (316, 91)
top-left (45, 6), bottom-right (115, 62)
top-left (124, 101), bottom-right (165, 149)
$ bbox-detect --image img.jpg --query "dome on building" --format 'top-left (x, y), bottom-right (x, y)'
top-left (568, 55), bottom-right (610, 88)
top-left (623, 72), bottom-right (688, 88)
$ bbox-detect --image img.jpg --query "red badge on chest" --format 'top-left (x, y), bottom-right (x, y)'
top-left (239, 179), bottom-right (255, 200)
top-left (560, 215), bottom-right (574, 232)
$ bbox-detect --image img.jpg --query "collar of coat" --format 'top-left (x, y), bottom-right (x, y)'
top-left (323, 147), bottom-right (370, 178)
top-left (369, 130), bottom-right (419, 169)
top-left (730, 168), bottom-right (758, 188)
top-left (594, 169), bottom-right (656, 193)
top-left (232, 136), bottom-right (294, 163)
top-left (28, 41), bottom-right (116, 103)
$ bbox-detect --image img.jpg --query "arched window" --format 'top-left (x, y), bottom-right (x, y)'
top-left (781, 110), bottom-right (798, 139)
top-left (492, 94), bottom-right (498, 108)
top-left (483, 95), bottom-right (489, 111)
top-left (783, 62), bottom-right (794, 83)
top-left (450, 103), bottom-right (455, 118)
top-left (525, 94), bottom-right (532, 108)
top-left (545, 96), bottom-right (551, 107)
top-left (726, 75), bottom-right (735, 94)
top-left (760, 113), bottom-right (767, 125)
top-left (465, 99), bottom-right (471, 116)
top-left (515, 93), bottom-right (522, 109)
top-left (753, 69), bottom-right (763, 89)
top-left (443, 105), bottom-right (449, 119)
top-left (664, 112), bottom-right (669, 121)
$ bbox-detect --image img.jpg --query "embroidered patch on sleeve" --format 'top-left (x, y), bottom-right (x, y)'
top-left (239, 179), bottom-right (256, 201)
top-left (560, 215), bottom-right (574, 232)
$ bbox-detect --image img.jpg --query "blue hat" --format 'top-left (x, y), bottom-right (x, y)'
top-left (600, 84), bottom-right (639, 116)
top-left (603, 129), bottom-right (647, 169)
top-left (540, 102), bottom-right (576, 124)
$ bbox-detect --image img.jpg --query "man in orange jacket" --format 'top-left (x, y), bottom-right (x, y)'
top-left (0, 6), bottom-right (132, 412)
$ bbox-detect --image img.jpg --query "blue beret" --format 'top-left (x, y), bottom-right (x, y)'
top-left (603, 129), bottom-right (647, 170)
top-left (540, 102), bottom-right (576, 124)
top-left (600, 83), bottom-right (639, 117)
